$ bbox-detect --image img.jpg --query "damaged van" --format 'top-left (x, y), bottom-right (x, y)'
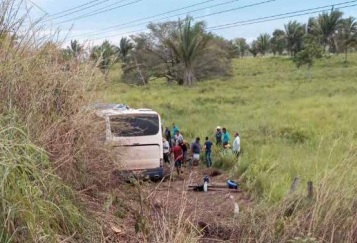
top-left (97, 106), bottom-right (163, 180)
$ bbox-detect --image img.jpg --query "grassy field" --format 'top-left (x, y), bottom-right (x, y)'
top-left (102, 54), bottom-right (357, 203)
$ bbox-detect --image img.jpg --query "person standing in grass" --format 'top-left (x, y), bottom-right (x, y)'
top-left (191, 137), bottom-right (201, 166)
top-left (165, 127), bottom-right (172, 148)
top-left (174, 130), bottom-right (184, 144)
top-left (215, 126), bottom-right (222, 145)
top-left (163, 138), bottom-right (171, 164)
top-left (180, 140), bottom-right (188, 166)
top-left (172, 123), bottom-right (179, 136)
top-left (232, 132), bottom-right (241, 158)
top-left (204, 137), bottom-right (213, 167)
top-left (222, 128), bottom-right (230, 147)
top-left (172, 141), bottom-right (183, 175)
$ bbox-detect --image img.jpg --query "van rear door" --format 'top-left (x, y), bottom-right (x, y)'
top-left (109, 114), bottom-right (162, 170)
top-left (113, 145), bottom-right (160, 170)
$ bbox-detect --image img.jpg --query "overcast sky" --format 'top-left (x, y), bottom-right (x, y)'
top-left (27, 0), bottom-right (357, 46)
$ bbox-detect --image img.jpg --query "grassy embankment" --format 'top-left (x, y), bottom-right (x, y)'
top-left (102, 54), bottom-right (357, 241)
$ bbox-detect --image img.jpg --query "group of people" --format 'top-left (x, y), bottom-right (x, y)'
top-left (162, 123), bottom-right (241, 175)
top-left (215, 126), bottom-right (241, 157)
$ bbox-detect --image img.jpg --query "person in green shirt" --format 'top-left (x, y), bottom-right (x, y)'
top-left (222, 127), bottom-right (230, 147)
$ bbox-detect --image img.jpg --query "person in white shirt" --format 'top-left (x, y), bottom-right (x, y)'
top-left (232, 132), bottom-right (241, 158)
top-left (174, 131), bottom-right (184, 144)
top-left (163, 138), bottom-right (171, 164)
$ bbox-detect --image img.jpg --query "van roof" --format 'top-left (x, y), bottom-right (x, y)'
top-left (96, 108), bottom-right (158, 117)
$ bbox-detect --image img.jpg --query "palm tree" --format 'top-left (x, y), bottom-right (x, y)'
top-left (165, 18), bottom-right (209, 86)
top-left (234, 38), bottom-right (249, 58)
top-left (256, 33), bottom-right (271, 55)
top-left (90, 40), bottom-right (119, 80)
top-left (284, 21), bottom-right (306, 56)
top-left (270, 29), bottom-right (286, 55)
top-left (248, 40), bottom-right (259, 57)
top-left (67, 39), bottom-right (82, 58)
top-left (118, 37), bottom-right (134, 63)
top-left (336, 17), bottom-right (357, 62)
top-left (316, 10), bottom-right (343, 52)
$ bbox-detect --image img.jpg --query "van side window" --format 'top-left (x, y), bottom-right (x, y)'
top-left (110, 114), bottom-right (159, 137)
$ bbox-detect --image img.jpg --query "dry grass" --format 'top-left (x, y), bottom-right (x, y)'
top-left (0, 0), bottom-right (118, 189)
top-left (0, 0), bottom-right (121, 241)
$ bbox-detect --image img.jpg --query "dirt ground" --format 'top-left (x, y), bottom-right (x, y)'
top-left (86, 162), bottom-right (253, 242)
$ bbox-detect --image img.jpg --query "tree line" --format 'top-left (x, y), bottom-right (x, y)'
top-left (64, 9), bottom-right (357, 85)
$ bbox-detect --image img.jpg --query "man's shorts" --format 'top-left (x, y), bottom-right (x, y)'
top-left (193, 153), bottom-right (200, 160)
top-left (163, 153), bottom-right (170, 163)
top-left (175, 159), bottom-right (182, 168)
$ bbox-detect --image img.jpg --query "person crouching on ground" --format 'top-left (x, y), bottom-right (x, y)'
top-left (163, 138), bottom-right (170, 164)
top-left (204, 137), bottom-right (213, 167)
top-left (232, 132), bottom-right (241, 158)
top-left (191, 137), bottom-right (201, 166)
top-left (172, 141), bottom-right (183, 175)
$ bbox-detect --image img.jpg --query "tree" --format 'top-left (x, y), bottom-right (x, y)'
top-left (90, 40), bottom-right (119, 81)
top-left (256, 33), bottom-right (271, 55)
top-left (165, 18), bottom-right (209, 86)
top-left (194, 34), bottom-right (232, 81)
top-left (233, 38), bottom-right (249, 58)
top-left (123, 33), bottom-right (162, 85)
top-left (146, 21), bottom-right (180, 82)
top-left (335, 17), bottom-right (357, 62)
top-left (248, 40), bottom-right (259, 57)
top-left (293, 36), bottom-right (323, 79)
top-left (316, 10), bottom-right (343, 52)
top-left (270, 29), bottom-right (286, 56)
top-left (285, 21), bottom-right (306, 56)
top-left (67, 39), bottom-right (82, 59)
top-left (118, 37), bottom-right (133, 63)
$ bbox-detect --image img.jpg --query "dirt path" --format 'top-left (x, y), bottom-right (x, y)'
top-left (143, 164), bottom-right (254, 240)
top-left (99, 164), bottom-right (253, 242)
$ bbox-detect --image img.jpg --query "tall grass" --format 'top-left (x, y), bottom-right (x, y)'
top-left (0, 0), bottom-right (117, 189)
top-left (0, 0), bottom-right (119, 241)
top-left (0, 122), bottom-right (101, 242)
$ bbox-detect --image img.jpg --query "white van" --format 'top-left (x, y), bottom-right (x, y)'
top-left (97, 106), bottom-right (164, 180)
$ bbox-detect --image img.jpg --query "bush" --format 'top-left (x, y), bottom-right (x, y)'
top-left (213, 148), bottom-right (237, 170)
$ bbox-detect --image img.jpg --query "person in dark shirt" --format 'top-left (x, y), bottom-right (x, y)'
top-left (215, 126), bottom-right (222, 145)
top-left (204, 137), bottom-right (213, 167)
top-left (165, 127), bottom-right (172, 148)
top-left (180, 141), bottom-right (188, 166)
top-left (191, 137), bottom-right (201, 166)
top-left (172, 142), bottom-right (183, 175)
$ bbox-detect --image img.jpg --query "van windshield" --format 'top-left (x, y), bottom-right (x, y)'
top-left (110, 114), bottom-right (159, 137)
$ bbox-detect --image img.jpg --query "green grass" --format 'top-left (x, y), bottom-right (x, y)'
top-left (102, 54), bottom-right (357, 204)
top-left (0, 119), bottom-right (100, 242)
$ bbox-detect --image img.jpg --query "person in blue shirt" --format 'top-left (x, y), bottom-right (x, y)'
top-left (222, 127), bottom-right (230, 147)
top-left (172, 123), bottom-right (179, 137)
top-left (191, 137), bottom-right (201, 166)
top-left (204, 137), bottom-right (213, 167)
